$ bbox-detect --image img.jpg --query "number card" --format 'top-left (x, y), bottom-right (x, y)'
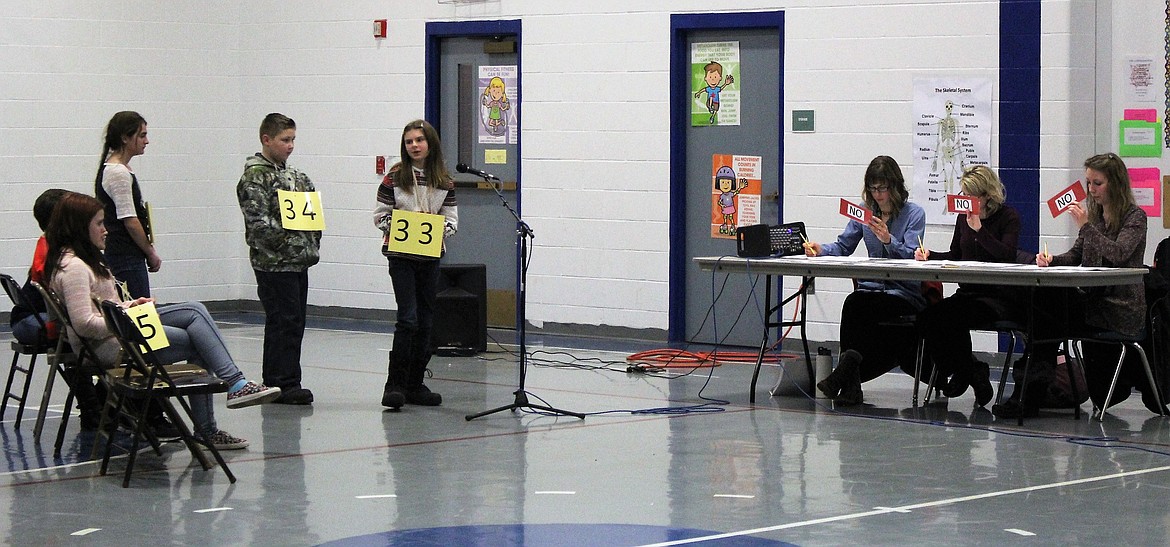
top-left (946, 194), bottom-right (981, 215)
top-left (1046, 181), bottom-right (1087, 218)
top-left (144, 201), bottom-right (155, 244)
top-left (385, 209), bottom-right (445, 258)
top-left (839, 198), bottom-right (872, 224)
top-left (277, 190), bottom-right (326, 231)
top-left (127, 301), bottom-right (170, 352)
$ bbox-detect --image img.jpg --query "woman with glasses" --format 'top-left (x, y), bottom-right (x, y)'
top-left (804, 155), bottom-right (927, 406)
top-left (914, 165), bottom-right (1022, 408)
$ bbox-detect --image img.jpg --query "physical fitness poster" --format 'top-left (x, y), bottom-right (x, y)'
top-left (911, 77), bottom-right (992, 224)
top-left (691, 41), bottom-right (740, 126)
top-left (478, 65), bottom-right (518, 145)
top-left (710, 154), bottom-right (761, 239)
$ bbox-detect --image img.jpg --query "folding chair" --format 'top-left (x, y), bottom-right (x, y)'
top-left (29, 281), bottom-right (103, 456)
top-left (95, 300), bottom-right (236, 487)
top-left (1, 273), bottom-right (54, 426)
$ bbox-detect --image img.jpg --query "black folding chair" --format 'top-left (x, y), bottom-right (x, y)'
top-left (28, 282), bottom-right (101, 457)
top-left (95, 300), bottom-right (235, 487)
top-left (0, 273), bottom-right (54, 426)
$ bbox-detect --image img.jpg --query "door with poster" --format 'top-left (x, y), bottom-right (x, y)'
top-left (676, 24), bottom-right (782, 349)
top-left (433, 31), bottom-right (520, 329)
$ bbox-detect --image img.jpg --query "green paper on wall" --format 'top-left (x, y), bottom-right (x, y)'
top-left (1119, 119), bottom-right (1163, 157)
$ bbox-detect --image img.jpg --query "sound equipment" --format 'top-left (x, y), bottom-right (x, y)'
top-left (432, 263), bottom-right (487, 355)
top-left (736, 222), bottom-right (807, 258)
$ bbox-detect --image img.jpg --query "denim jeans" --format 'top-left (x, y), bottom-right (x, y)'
top-left (105, 252), bottom-right (149, 299)
top-left (11, 313), bottom-right (49, 345)
top-left (151, 301), bottom-right (246, 437)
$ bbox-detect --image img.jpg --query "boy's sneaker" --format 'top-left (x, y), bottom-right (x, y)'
top-left (198, 429), bottom-right (250, 450)
top-left (273, 387), bottom-right (314, 405)
top-left (227, 382), bottom-right (281, 409)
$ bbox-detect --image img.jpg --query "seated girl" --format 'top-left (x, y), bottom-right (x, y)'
top-left (44, 193), bottom-right (279, 450)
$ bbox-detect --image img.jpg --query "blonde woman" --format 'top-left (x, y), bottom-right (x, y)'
top-left (914, 165), bottom-right (1022, 408)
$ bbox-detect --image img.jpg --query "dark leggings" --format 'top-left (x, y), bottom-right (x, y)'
top-left (839, 291), bottom-right (921, 382)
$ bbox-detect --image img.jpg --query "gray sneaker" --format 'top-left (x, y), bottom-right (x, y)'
top-left (199, 429), bottom-right (250, 450)
top-left (227, 382), bottom-right (281, 409)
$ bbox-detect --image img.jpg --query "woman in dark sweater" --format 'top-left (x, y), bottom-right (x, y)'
top-left (1037, 152), bottom-right (1153, 411)
top-left (915, 165), bottom-right (1022, 407)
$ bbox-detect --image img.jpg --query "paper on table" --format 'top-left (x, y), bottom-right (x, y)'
top-left (801, 255), bottom-right (882, 263)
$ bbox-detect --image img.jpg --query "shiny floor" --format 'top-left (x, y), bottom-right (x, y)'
top-left (2, 313), bottom-right (1170, 546)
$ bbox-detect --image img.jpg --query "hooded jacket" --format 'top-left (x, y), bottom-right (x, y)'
top-left (236, 153), bottom-right (321, 272)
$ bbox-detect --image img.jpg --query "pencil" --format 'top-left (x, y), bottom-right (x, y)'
top-left (1043, 241), bottom-right (1050, 261)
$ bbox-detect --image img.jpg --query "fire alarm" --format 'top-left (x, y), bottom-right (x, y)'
top-left (373, 19), bottom-right (387, 39)
top-left (376, 155), bottom-right (386, 175)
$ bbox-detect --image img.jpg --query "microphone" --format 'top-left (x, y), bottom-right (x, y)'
top-left (456, 163), bottom-right (499, 180)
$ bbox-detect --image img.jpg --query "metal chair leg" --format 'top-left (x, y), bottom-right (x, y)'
top-left (994, 331), bottom-right (1019, 408)
top-left (1132, 342), bottom-right (1166, 417)
top-left (1095, 344), bottom-right (1128, 421)
top-left (912, 337), bottom-right (925, 407)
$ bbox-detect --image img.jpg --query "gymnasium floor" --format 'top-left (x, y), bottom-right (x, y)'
top-left (1, 313), bottom-right (1169, 546)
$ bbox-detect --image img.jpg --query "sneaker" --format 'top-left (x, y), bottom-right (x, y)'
top-left (198, 429), bottom-right (250, 450)
top-left (273, 387), bottom-right (314, 405)
top-left (148, 415), bottom-right (182, 440)
top-left (404, 385), bottom-right (442, 406)
top-left (227, 382), bottom-right (281, 409)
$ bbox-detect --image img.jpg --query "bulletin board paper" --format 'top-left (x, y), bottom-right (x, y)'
top-left (1129, 167), bottom-right (1161, 217)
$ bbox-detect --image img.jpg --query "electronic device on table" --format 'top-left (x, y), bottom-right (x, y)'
top-left (735, 222), bottom-right (807, 258)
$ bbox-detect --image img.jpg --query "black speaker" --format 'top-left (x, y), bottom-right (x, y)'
top-left (431, 263), bottom-right (487, 355)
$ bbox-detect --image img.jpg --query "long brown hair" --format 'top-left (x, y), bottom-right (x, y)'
top-left (43, 193), bottom-right (110, 283)
top-left (1083, 152), bottom-right (1137, 234)
top-left (96, 111), bottom-right (146, 179)
top-left (392, 119), bottom-right (451, 190)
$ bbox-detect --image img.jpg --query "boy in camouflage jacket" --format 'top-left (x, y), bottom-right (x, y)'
top-left (236, 113), bottom-right (321, 405)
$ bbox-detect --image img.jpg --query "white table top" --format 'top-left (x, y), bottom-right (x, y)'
top-left (694, 255), bottom-right (1146, 288)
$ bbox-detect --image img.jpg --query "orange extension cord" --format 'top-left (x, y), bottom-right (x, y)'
top-left (626, 294), bottom-right (802, 368)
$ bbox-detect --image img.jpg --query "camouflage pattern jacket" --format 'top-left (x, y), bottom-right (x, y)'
top-left (236, 153), bottom-right (321, 272)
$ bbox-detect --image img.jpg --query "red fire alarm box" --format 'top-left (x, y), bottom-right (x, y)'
top-left (373, 19), bottom-right (388, 38)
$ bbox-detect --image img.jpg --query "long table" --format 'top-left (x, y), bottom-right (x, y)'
top-left (694, 255), bottom-right (1148, 404)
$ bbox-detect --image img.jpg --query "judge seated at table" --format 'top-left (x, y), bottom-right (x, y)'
top-left (914, 165), bottom-right (1023, 409)
top-left (804, 155), bottom-right (926, 406)
top-left (1011, 152), bottom-right (1165, 417)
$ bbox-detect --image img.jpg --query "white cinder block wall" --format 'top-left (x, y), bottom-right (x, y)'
top-left (1, 1), bottom-right (1167, 345)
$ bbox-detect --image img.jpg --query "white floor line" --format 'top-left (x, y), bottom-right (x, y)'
top-left (636, 464), bottom-right (1170, 547)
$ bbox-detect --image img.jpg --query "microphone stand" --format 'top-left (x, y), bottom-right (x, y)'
top-left (465, 174), bottom-right (585, 421)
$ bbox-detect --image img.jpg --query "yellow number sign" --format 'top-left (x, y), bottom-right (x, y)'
top-left (385, 209), bottom-right (444, 258)
top-left (277, 190), bottom-right (326, 231)
top-left (127, 301), bottom-right (170, 352)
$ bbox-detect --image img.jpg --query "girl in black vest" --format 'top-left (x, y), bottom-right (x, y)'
top-left (95, 111), bottom-right (160, 298)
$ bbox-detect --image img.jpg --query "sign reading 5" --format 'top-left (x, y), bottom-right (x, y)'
top-left (127, 301), bottom-right (171, 352)
top-left (277, 190), bottom-right (326, 231)
top-left (385, 210), bottom-right (444, 258)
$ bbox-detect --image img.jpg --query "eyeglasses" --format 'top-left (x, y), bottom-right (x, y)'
top-left (866, 185), bottom-right (890, 193)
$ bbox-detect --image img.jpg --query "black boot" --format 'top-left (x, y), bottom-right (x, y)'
top-left (382, 352), bottom-right (406, 410)
top-left (404, 354), bottom-right (441, 406)
top-left (817, 350), bottom-right (861, 399)
top-left (824, 350), bottom-right (864, 406)
top-left (970, 358), bottom-right (994, 408)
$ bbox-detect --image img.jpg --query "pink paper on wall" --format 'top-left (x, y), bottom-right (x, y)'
top-left (1128, 167), bottom-right (1161, 217)
top-left (1124, 109), bottom-right (1158, 123)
